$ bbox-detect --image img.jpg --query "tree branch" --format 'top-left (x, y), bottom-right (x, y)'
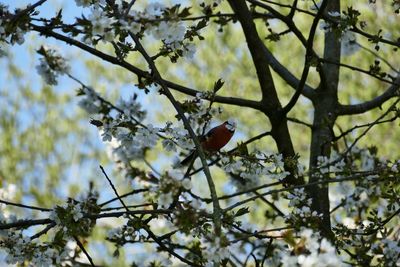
top-left (0, 198), bottom-right (51, 211)
top-left (282, 0), bottom-right (328, 114)
top-left (338, 75), bottom-right (400, 115)
top-left (228, 0), bottom-right (280, 109)
top-left (30, 24), bottom-right (261, 109)
top-left (74, 236), bottom-right (96, 267)
top-left (228, 0), bottom-right (302, 185)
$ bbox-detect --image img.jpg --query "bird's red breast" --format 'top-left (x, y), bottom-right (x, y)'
top-left (179, 120), bottom-right (236, 165)
top-left (201, 121), bottom-right (235, 151)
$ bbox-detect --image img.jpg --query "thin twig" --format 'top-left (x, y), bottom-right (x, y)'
top-left (99, 165), bottom-right (130, 211)
top-left (74, 236), bottom-right (96, 267)
top-left (99, 188), bottom-right (149, 207)
top-left (332, 116), bottom-right (398, 142)
top-left (0, 199), bottom-right (51, 212)
top-left (30, 222), bottom-right (56, 240)
top-left (11, 0), bottom-right (48, 22)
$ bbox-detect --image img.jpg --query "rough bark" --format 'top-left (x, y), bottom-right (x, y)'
top-left (308, 0), bottom-right (341, 239)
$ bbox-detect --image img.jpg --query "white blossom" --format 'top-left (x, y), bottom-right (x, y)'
top-left (145, 2), bottom-right (165, 17)
top-left (158, 192), bottom-right (174, 208)
top-left (341, 31), bottom-right (360, 56)
top-left (71, 205), bottom-right (83, 221)
top-left (117, 95), bottom-right (146, 120)
top-left (280, 229), bottom-right (345, 267)
top-left (150, 21), bottom-right (186, 45)
top-left (382, 239), bottom-right (400, 264)
top-left (182, 43), bottom-right (197, 58)
top-left (222, 158), bottom-right (243, 173)
top-left (135, 124), bottom-right (160, 148)
top-left (272, 153), bottom-right (284, 169)
top-left (204, 237), bottom-right (230, 264)
top-left (35, 46), bottom-right (70, 85)
top-left (328, 11), bottom-right (341, 17)
top-left (88, 8), bottom-right (115, 42)
top-left (78, 87), bottom-right (102, 114)
top-left (181, 178), bottom-right (192, 190)
top-left (162, 138), bottom-right (176, 152)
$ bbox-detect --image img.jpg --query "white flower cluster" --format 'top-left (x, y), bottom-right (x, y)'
top-left (349, 146), bottom-right (377, 172)
top-left (36, 46), bottom-right (70, 85)
top-left (124, 3), bottom-right (197, 58)
top-left (286, 188), bottom-right (322, 224)
top-left (151, 21), bottom-right (186, 45)
top-left (281, 229), bottom-right (345, 267)
top-left (0, 9), bottom-right (27, 45)
top-left (381, 238), bottom-right (400, 265)
top-left (88, 6), bottom-right (116, 43)
top-left (1, 231), bottom-right (73, 266)
top-left (287, 188), bottom-right (312, 208)
top-left (105, 123), bottom-right (160, 162)
top-left (78, 86), bottom-right (102, 114)
top-left (336, 174), bottom-right (385, 218)
top-left (136, 125), bottom-right (160, 148)
top-left (153, 170), bottom-right (192, 208)
top-left (185, 93), bottom-right (224, 124)
top-left (107, 225), bottom-right (137, 242)
top-left (203, 236), bottom-right (230, 265)
top-left (75, 0), bottom-right (105, 8)
top-left (162, 122), bottom-right (193, 153)
top-left (346, 235), bottom-right (400, 266)
top-left (316, 154), bottom-right (346, 175)
top-left (117, 95), bottom-right (146, 120)
top-left (49, 202), bottom-right (84, 226)
top-left (77, 2), bottom-right (198, 56)
top-left (78, 90), bottom-right (164, 163)
top-left (221, 153), bottom-right (290, 191)
top-left (117, 3), bottom-right (164, 36)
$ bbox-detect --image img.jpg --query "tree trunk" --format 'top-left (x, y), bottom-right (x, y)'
top-left (308, 0), bottom-right (341, 239)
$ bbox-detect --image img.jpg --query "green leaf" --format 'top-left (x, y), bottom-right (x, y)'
top-left (235, 207), bottom-right (250, 217)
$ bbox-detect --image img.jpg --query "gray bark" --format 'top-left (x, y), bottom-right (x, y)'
top-left (308, 0), bottom-right (341, 239)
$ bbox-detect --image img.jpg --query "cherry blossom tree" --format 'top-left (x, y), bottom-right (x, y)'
top-left (0, 0), bottom-right (399, 266)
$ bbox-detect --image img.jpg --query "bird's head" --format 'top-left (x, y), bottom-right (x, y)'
top-left (224, 119), bottom-right (236, 132)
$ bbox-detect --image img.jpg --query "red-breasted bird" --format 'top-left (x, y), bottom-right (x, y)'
top-left (180, 120), bottom-right (236, 165)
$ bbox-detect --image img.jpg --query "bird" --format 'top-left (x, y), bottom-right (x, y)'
top-left (180, 119), bottom-right (236, 165)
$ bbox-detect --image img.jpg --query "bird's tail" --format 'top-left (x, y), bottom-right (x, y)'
top-left (180, 151), bottom-right (197, 165)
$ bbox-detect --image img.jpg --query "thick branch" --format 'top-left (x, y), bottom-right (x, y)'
top-left (338, 75), bottom-right (400, 115)
top-left (30, 24), bottom-right (261, 109)
top-left (247, 0), bottom-right (316, 99)
top-left (228, 0), bottom-right (302, 185)
top-left (260, 41), bottom-right (316, 100)
top-left (282, 0), bottom-right (328, 114)
top-left (228, 0), bottom-right (280, 110)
